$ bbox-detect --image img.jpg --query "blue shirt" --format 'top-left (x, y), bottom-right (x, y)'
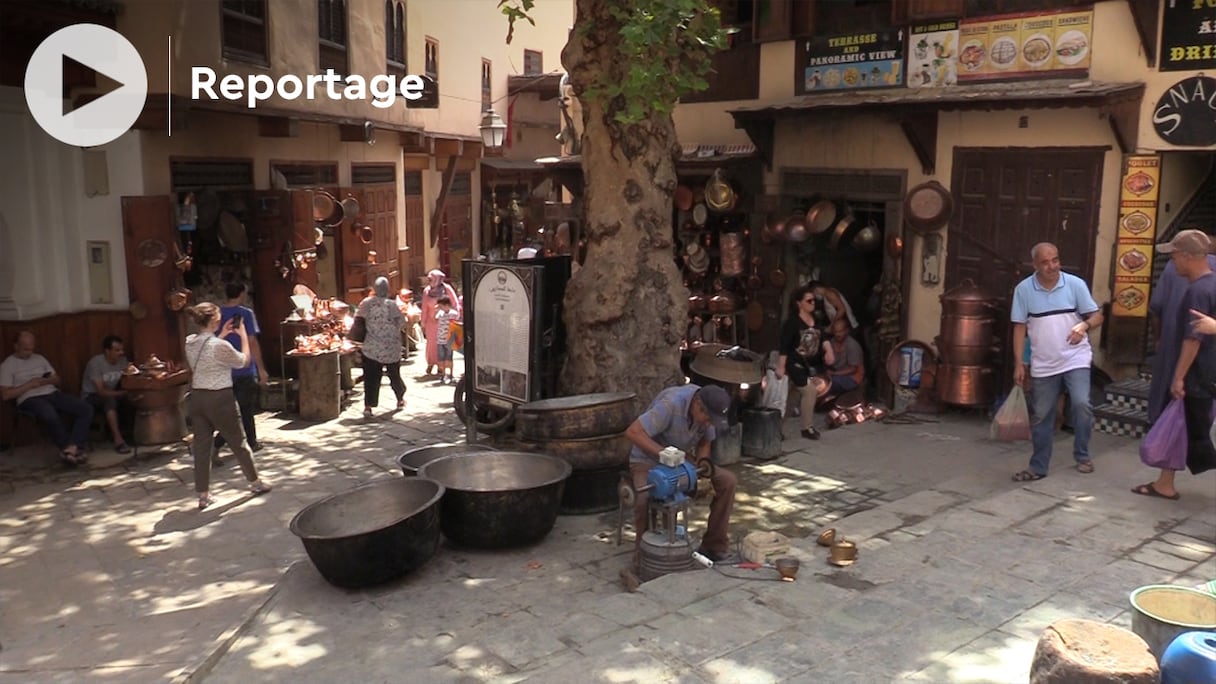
top-left (1011, 272), bottom-right (1098, 377)
top-left (219, 305), bottom-right (261, 378)
top-left (628, 385), bottom-right (717, 464)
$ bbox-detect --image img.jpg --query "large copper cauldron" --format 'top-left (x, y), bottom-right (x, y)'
top-left (936, 279), bottom-right (1001, 407)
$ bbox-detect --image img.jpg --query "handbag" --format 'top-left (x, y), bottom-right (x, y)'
top-left (347, 316), bottom-right (367, 343)
top-left (990, 386), bottom-right (1030, 441)
top-left (1140, 398), bottom-right (1187, 470)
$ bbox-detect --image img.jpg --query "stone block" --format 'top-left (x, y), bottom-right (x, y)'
top-left (1029, 618), bottom-right (1158, 684)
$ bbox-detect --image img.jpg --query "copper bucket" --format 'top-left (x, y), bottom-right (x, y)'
top-left (719, 232), bottom-right (745, 277)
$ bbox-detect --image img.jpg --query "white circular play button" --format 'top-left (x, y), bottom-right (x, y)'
top-left (24, 23), bottom-right (148, 147)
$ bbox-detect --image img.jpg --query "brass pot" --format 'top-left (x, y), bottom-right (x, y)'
top-left (936, 364), bottom-right (995, 407)
top-left (705, 170), bottom-right (737, 213)
top-left (829, 539), bottom-right (858, 566)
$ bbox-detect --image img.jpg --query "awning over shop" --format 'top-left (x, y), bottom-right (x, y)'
top-left (729, 80), bottom-right (1145, 173)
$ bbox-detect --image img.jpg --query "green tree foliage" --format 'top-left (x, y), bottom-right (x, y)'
top-left (498, 0), bottom-right (726, 124)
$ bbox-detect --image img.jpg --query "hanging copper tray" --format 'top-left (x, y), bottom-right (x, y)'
top-left (903, 181), bottom-right (954, 234)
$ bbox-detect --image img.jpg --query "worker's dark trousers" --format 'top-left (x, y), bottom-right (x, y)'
top-left (629, 460), bottom-right (736, 555)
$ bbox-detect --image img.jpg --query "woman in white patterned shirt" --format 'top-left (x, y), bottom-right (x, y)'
top-left (184, 303), bottom-right (271, 510)
top-left (357, 277), bottom-right (407, 418)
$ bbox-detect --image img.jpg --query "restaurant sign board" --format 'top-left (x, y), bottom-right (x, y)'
top-left (956, 8), bottom-right (1093, 82)
top-left (1112, 155), bottom-right (1161, 319)
top-left (1160, 0), bottom-right (1216, 71)
top-left (907, 20), bottom-right (960, 88)
top-left (1152, 76), bottom-right (1216, 146)
top-left (799, 29), bottom-right (905, 93)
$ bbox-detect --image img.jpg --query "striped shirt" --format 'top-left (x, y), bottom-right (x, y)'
top-left (628, 385), bottom-right (717, 464)
top-left (1011, 272), bottom-right (1098, 378)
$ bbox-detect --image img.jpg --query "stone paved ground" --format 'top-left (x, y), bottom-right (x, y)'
top-left (1, 351), bottom-right (1213, 683)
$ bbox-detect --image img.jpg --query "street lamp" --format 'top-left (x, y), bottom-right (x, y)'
top-left (479, 108), bottom-right (507, 150)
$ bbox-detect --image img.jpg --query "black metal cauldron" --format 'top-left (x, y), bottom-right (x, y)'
top-left (417, 452), bottom-right (571, 549)
top-left (289, 477), bottom-right (444, 588)
top-left (395, 443), bottom-right (496, 477)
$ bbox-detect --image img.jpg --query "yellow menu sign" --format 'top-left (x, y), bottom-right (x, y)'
top-left (1112, 155), bottom-right (1160, 318)
top-left (958, 8), bottom-right (1092, 82)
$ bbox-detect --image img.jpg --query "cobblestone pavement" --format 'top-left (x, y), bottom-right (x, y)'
top-left (1, 352), bottom-right (1213, 683)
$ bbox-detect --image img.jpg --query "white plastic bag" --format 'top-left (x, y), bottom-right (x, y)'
top-left (990, 386), bottom-right (1031, 441)
top-left (762, 369), bottom-right (789, 417)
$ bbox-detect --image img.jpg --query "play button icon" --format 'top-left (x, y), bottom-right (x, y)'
top-left (24, 24), bottom-right (148, 147)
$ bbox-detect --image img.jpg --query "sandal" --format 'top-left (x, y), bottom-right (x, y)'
top-left (250, 480), bottom-right (272, 496)
top-left (1131, 483), bottom-right (1179, 500)
top-left (1012, 470), bottom-right (1045, 482)
top-left (1076, 461), bottom-right (1094, 474)
top-left (198, 493), bottom-right (216, 510)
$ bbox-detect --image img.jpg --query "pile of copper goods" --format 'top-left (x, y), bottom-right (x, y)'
top-left (936, 279), bottom-right (1000, 407)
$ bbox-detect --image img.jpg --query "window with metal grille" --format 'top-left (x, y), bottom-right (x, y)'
top-left (481, 59), bottom-right (492, 111)
top-left (523, 49), bottom-right (542, 75)
top-left (352, 163), bottom-right (396, 186)
top-left (450, 172), bottom-right (471, 196)
top-left (318, 0), bottom-right (348, 76)
top-left (425, 38), bottom-right (439, 84)
top-left (404, 171), bottom-right (423, 196)
top-left (170, 158), bottom-right (255, 192)
top-left (271, 162), bottom-right (338, 187)
top-left (222, 0), bottom-right (268, 64)
top-left (385, 0), bottom-right (406, 76)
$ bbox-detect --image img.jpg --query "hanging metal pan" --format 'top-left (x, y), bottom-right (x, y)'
top-left (312, 191), bottom-right (344, 226)
top-left (806, 200), bottom-right (838, 235)
top-left (828, 213), bottom-right (857, 251)
top-left (674, 185), bottom-right (694, 212)
top-left (904, 181), bottom-right (954, 234)
top-left (340, 196), bottom-right (361, 222)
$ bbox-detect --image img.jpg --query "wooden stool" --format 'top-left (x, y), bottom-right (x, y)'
top-left (1030, 618), bottom-right (1158, 684)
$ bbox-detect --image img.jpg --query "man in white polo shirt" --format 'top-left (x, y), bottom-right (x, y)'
top-left (1010, 242), bottom-right (1104, 481)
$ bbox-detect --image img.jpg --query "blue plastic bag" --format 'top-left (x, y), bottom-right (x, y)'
top-left (1140, 399), bottom-right (1188, 470)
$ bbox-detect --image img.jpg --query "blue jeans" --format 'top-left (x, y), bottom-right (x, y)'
top-left (19, 391), bottom-right (93, 451)
top-left (1028, 367), bottom-right (1092, 475)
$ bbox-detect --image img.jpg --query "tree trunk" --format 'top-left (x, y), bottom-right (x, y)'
top-left (558, 0), bottom-right (687, 408)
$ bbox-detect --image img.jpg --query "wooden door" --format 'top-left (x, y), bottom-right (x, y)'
top-left (947, 147), bottom-right (1103, 301)
top-left (442, 172), bottom-right (472, 281)
top-left (404, 171), bottom-right (425, 289)
top-left (340, 183), bottom-right (399, 302)
top-left (121, 195), bottom-right (184, 363)
top-left (247, 190), bottom-right (315, 376)
top-left (946, 147), bottom-right (1104, 391)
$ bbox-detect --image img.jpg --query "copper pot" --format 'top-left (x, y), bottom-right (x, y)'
top-left (939, 314), bottom-right (997, 348)
top-left (719, 232), bottom-right (745, 277)
top-left (806, 200), bottom-right (838, 235)
top-left (935, 336), bottom-right (1001, 365)
top-left (786, 213), bottom-right (809, 243)
top-left (936, 364), bottom-right (995, 407)
top-left (940, 279), bottom-right (1000, 317)
top-left (767, 213), bottom-right (788, 242)
top-left (708, 293), bottom-right (737, 314)
top-left (674, 185), bottom-right (694, 212)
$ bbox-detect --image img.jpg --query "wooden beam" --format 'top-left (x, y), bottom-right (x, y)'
top-left (403, 154), bottom-right (431, 170)
top-left (433, 137), bottom-right (463, 158)
top-left (429, 155), bottom-right (459, 247)
top-left (258, 115), bottom-right (298, 138)
top-left (400, 131), bottom-right (428, 154)
top-left (338, 124), bottom-right (367, 142)
top-left (734, 117), bottom-right (774, 171)
top-left (1103, 99), bottom-right (1141, 155)
top-left (898, 111), bottom-right (938, 176)
top-left (461, 140), bottom-right (484, 159)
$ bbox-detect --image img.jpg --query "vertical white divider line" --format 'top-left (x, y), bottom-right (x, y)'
top-left (167, 35), bottom-right (172, 137)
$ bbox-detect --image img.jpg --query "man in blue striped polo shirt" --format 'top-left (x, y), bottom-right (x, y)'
top-left (1010, 243), bottom-right (1104, 481)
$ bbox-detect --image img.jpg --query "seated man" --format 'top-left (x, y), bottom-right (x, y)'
top-left (0, 331), bottom-right (94, 465)
top-left (826, 319), bottom-right (865, 396)
top-left (624, 384), bottom-right (738, 562)
top-left (81, 334), bottom-right (133, 454)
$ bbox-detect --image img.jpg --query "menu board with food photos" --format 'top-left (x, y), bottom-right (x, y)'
top-left (907, 20), bottom-right (960, 88)
top-left (957, 8), bottom-right (1092, 82)
top-left (1112, 155), bottom-right (1161, 318)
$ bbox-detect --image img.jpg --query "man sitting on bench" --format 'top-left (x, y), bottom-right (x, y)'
top-left (82, 334), bottom-right (133, 454)
top-left (0, 330), bottom-right (94, 465)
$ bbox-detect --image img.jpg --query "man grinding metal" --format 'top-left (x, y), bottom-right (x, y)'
top-left (624, 383), bottom-right (739, 563)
